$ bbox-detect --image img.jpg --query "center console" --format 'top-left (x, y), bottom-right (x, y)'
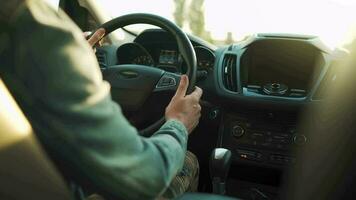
top-left (220, 111), bottom-right (306, 168)
top-left (215, 35), bottom-right (330, 168)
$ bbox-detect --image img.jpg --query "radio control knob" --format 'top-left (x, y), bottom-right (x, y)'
top-left (293, 134), bottom-right (307, 146)
top-left (232, 125), bottom-right (245, 138)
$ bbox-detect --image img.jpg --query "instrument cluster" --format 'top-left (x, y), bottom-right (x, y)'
top-left (116, 42), bottom-right (215, 74)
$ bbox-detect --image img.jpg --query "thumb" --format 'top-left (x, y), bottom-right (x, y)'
top-left (174, 75), bottom-right (189, 98)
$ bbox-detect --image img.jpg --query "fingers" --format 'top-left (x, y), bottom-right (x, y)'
top-left (190, 86), bottom-right (203, 101)
top-left (87, 28), bottom-right (106, 47)
top-left (174, 75), bottom-right (189, 98)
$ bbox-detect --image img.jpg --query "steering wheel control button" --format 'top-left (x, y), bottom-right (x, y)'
top-left (293, 134), bottom-right (307, 146)
top-left (232, 125), bottom-right (245, 138)
top-left (156, 76), bottom-right (176, 88)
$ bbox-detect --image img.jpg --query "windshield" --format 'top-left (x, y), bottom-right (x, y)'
top-left (100, 0), bottom-right (356, 49)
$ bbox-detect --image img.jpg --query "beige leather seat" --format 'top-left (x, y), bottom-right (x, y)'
top-left (0, 79), bottom-right (72, 200)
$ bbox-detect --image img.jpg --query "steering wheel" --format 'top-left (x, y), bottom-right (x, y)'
top-left (98, 13), bottom-right (197, 136)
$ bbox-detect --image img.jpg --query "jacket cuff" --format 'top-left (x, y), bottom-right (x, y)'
top-left (164, 119), bottom-right (188, 135)
top-left (155, 119), bottom-right (188, 146)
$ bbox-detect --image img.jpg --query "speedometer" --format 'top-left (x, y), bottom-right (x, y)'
top-left (117, 42), bottom-right (154, 66)
top-left (132, 55), bottom-right (154, 66)
top-left (194, 46), bottom-right (215, 72)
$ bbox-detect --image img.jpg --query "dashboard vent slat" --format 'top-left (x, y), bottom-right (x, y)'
top-left (222, 54), bottom-right (238, 92)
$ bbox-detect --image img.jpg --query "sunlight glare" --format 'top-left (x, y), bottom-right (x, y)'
top-left (101, 0), bottom-right (356, 48)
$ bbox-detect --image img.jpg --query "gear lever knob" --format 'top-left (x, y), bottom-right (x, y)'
top-left (209, 148), bottom-right (232, 194)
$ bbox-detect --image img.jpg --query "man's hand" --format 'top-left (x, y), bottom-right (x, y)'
top-left (84, 28), bottom-right (106, 47)
top-left (165, 75), bottom-right (203, 134)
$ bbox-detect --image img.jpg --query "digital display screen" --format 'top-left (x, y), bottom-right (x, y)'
top-left (159, 50), bottom-right (178, 65)
top-left (241, 42), bottom-right (323, 90)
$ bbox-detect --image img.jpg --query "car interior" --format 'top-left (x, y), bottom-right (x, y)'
top-left (0, 0), bottom-right (355, 199)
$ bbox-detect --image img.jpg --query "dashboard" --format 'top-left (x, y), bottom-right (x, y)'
top-left (96, 29), bottom-right (338, 169)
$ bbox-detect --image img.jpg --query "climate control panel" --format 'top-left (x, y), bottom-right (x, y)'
top-left (221, 114), bottom-right (306, 167)
top-left (229, 121), bottom-right (306, 149)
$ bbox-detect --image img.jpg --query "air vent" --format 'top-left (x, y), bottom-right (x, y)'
top-left (95, 51), bottom-right (107, 68)
top-left (222, 54), bottom-right (238, 92)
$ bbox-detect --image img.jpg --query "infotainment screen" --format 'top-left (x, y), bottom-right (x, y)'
top-left (241, 40), bottom-right (323, 92)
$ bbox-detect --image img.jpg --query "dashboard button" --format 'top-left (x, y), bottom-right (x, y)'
top-left (208, 109), bottom-right (219, 119)
top-left (247, 85), bottom-right (262, 89)
top-left (290, 89), bottom-right (306, 93)
top-left (232, 125), bottom-right (245, 138)
top-left (272, 135), bottom-right (285, 140)
top-left (290, 93), bottom-right (305, 97)
top-left (263, 83), bottom-right (288, 95)
top-left (270, 154), bottom-right (295, 164)
top-left (247, 88), bottom-right (259, 93)
top-left (237, 149), bottom-right (263, 161)
top-left (293, 134), bottom-right (307, 146)
top-left (261, 142), bottom-right (272, 147)
top-left (276, 144), bottom-right (286, 149)
top-left (251, 132), bottom-right (264, 137)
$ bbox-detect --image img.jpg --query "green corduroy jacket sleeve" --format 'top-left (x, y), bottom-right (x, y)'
top-left (4, 0), bottom-right (188, 199)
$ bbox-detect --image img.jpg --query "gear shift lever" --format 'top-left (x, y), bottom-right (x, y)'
top-left (209, 148), bottom-right (232, 195)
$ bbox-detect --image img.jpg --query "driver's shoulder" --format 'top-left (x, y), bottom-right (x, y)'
top-left (0, 0), bottom-right (24, 23)
top-left (1, 0), bottom-right (80, 36)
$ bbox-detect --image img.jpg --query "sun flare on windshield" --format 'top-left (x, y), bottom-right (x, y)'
top-left (101, 0), bottom-right (356, 49)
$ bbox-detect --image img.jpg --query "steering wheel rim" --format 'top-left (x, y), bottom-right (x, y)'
top-left (98, 13), bottom-right (197, 136)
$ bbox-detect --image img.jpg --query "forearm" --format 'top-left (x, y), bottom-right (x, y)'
top-left (65, 107), bottom-right (188, 200)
